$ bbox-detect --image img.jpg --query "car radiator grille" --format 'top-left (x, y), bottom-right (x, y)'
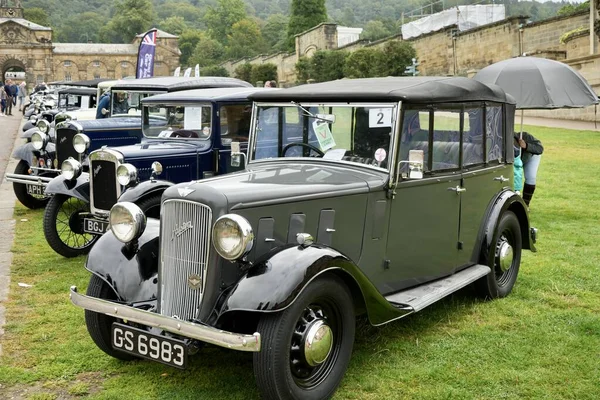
top-left (159, 200), bottom-right (212, 321)
top-left (90, 159), bottom-right (118, 212)
top-left (56, 126), bottom-right (79, 166)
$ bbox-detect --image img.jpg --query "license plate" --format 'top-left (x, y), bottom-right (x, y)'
top-left (83, 218), bottom-right (109, 234)
top-left (111, 323), bottom-right (187, 369)
top-left (26, 184), bottom-right (44, 196)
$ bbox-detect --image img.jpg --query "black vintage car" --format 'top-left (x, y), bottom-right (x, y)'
top-left (43, 87), bottom-right (267, 258)
top-left (70, 77), bottom-right (536, 399)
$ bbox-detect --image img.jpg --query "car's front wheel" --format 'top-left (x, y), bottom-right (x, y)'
top-left (12, 160), bottom-right (50, 209)
top-left (43, 194), bottom-right (98, 258)
top-left (476, 210), bottom-right (522, 299)
top-left (253, 275), bottom-right (355, 400)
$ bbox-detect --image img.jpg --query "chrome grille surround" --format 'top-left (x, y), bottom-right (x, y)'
top-left (89, 148), bottom-right (124, 216)
top-left (159, 199), bottom-right (213, 321)
top-left (55, 121), bottom-right (83, 166)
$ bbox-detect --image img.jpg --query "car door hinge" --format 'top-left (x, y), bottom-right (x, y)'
top-left (383, 259), bottom-right (391, 270)
top-left (457, 241), bottom-right (463, 250)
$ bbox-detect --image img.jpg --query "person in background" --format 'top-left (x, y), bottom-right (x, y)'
top-left (4, 79), bottom-right (15, 115)
top-left (17, 81), bottom-right (27, 111)
top-left (0, 84), bottom-right (6, 117)
top-left (514, 131), bottom-right (543, 206)
top-left (96, 91), bottom-right (111, 119)
top-left (264, 80), bottom-right (277, 88)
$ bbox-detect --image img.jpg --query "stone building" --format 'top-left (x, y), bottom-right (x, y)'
top-left (0, 2), bottom-right (180, 89)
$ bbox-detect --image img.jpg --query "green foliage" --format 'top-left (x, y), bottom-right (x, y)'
top-left (200, 65), bottom-right (230, 77)
top-left (99, 0), bottom-right (156, 43)
top-left (286, 0), bottom-right (327, 51)
top-left (204, 0), bottom-right (247, 46)
top-left (158, 16), bottom-right (188, 36)
top-left (343, 47), bottom-right (385, 78)
top-left (295, 57), bottom-right (311, 84)
top-left (178, 29), bottom-right (204, 66)
top-left (23, 7), bottom-right (50, 27)
top-left (380, 40), bottom-right (416, 76)
top-left (53, 12), bottom-right (105, 43)
top-left (557, 0), bottom-right (589, 16)
top-left (360, 20), bottom-right (392, 42)
top-left (250, 63), bottom-right (278, 85)
top-left (309, 50), bottom-right (347, 82)
top-left (233, 63), bottom-right (253, 82)
top-left (226, 18), bottom-right (266, 59)
top-left (188, 33), bottom-right (225, 67)
top-left (262, 14), bottom-right (289, 51)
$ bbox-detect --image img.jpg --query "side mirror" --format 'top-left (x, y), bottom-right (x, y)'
top-left (230, 141), bottom-right (246, 168)
top-left (408, 150), bottom-right (424, 179)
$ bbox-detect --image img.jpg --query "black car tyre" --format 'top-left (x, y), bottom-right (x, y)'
top-left (136, 193), bottom-right (162, 219)
top-left (12, 160), bottom-right (50, 209)
top-left (253, 275), bottom-right (355, 400)
top-left (43, 194), bottom-right (99, 258)
top-left (85, 274), bottom-right (136, 361)
top-left (476, 211), bottom-right (522, 299)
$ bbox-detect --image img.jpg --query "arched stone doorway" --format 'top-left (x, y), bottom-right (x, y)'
top-left (0, 56), bottom-right (26, 84)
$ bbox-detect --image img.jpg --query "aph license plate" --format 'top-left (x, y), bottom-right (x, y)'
top-left (83, 218), bottom-right (109, 234)
top-left (111, 323), bottom-right (187, 369)
top-left (26, 184), bottom-right (44, 196)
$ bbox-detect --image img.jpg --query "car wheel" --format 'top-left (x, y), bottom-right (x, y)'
top-left (12, 160), bottom-right (50, 209)
top-left (476, 211), bottom-right (522, 299)
top-left (136, 193), bottom-right (162, 219)
top-left (43, 194), bottom-right (98, 258)
top-left (253, 275), bottom-right (355, 400)
top-left (85, 274), bottom-right (136, 361)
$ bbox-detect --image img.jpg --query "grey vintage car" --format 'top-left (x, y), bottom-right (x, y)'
top-left (70, 77), bottom-right (536, 400)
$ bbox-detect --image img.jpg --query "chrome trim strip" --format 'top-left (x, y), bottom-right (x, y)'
top-left (5, 174), bottom-right (53, 186)
top-left (89, 148), bottom-right (124, 216)
top-left (69, 286), bottom-right (261, 352)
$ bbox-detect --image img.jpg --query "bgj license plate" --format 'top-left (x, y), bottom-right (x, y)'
top-left (26, 184), bottom-right (44, 196)
top-left (111, 323), bottom-right (187, 369)
top-left (83, 218), bottom-right (110, 234)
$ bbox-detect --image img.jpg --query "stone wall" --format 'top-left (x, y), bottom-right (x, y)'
top-left (522, 11), bottom-right (589, 54)
top-left (296, 23), bottom-right (338, 58)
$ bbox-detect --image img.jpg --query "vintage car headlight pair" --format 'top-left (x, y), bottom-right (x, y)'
top-left (73, 133), bottom-right (90, 154)
top-left (31, 131), bottom-right (49, 151)
top-left (109, 203), bottom-right (254, 261)
top-left (61, 158), bottom-right (82, 180)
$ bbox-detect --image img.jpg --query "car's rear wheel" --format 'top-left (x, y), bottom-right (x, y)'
top-left (136, 193), bottom-right (162, 219)
top-left (85, 274), bottom-right (136, 361)
top-left (12, 160), bottom-right (50, 209)
top-left (253, 275), bottom-right (355, 400)
top-left (43, 194), bottom-right (98, 258)
top-left (476, 211), bottom-right (522, 299)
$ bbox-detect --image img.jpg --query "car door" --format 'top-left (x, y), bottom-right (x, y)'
top-left (217, 102), bottom-right (251, 175)
top-left (383, 108), bottom-right (462, 293)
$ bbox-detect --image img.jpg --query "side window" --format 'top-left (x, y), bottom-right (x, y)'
top-left (432, 109), bottom-right (460, 171)
top-left (219, 104), bottom-right (252, 146)
top-left (486, 105), bottom-right (504, 162)
top-left (463, 108), bottom-right (484, 166)
top-left (399, 109), bottom-right (430, 172)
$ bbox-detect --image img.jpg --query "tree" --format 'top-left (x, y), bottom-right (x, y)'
top-left (189, 34), bottom-right (225, 67)
top-left (286, 0), bottom-right (328, 51)
top-left (178, 30), bottom-right (204, 66)
top-left (23, 8), bottom-right (50, 28)
top-left (310, 50), bottom-right (347, 82)
top-left (343, 47), bottom-right (385, 78)
top-left (295, 57), bottom-right (312, 84)
top-left (204, 0), bottom-right (247, 46)
top-left (380, 41), bottom-right (416, 76)
top-left (54, 12), bottom-right (105, 43)
top-left (226, 18), bottom-right (266, 59)
top-left (200, 65), bottom-right (230, 77)
top-left (100, 0), bottom-right (156, 43)
top-left (251, 63), bottom-right (278, 85)
top-left (360, 21), bottom-right (392, 41)
top-left (234, 63), bottom-right (253, 83)
top-left (262, 14), bottom-right (288, 51)
top-left (159, 16), bottom-right (188, 36)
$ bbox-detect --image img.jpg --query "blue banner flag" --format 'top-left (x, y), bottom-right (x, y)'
top-left (136, 29), bottom-right (157, 79)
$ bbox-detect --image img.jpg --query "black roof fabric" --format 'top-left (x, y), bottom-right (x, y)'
top-left (250, 77), bottom-right (515, 104)
top-left (50, 78), bottom-right (111, 88)
top-left (111, 76), bottom-right (253, 91)
top-left (57, 87), bottom-right (98, 95)
top-left (142, 87), bottom-right (273, 104)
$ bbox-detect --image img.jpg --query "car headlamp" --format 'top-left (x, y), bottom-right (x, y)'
top-left (61, 158), bottom-right (82, 180)
top-left (151, 161), bottom-right (163, 177)
top-left (73, 133), bottom-right (90, 154)
top-left (110, 202), bottom-right (146, 243)
top-left (116, 163), bottom-right (138, 186)
top-left (36, 119), bottom-right (50, 134)
top-left (55, 112), bottom-right (71, 124)
top-left (212, 214), bottom-right (254, 260)
top-left (31, 131), bottom-right (49, 151)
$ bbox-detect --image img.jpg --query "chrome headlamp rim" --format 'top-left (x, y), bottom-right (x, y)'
top-left (109, 202), bottom-right (147, 243)
top-left (61, 158), bottom-right (82, 181)
top-left (116, 163), bottom-right (138, 186)
top-left (36, 119), bottom-right (50, 134)
top-left (151, 161), bottom-right (163, 177)
top-left (212, 214), bottom-right (254, 261)
top-left (31, 131), bottom-right (49, 151)
top-left (73, 133), bottom-right (91, 154)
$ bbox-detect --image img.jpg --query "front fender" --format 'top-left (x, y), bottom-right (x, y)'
top-left (12, 142), bottom-right (56, 166)
top-left (21, 127), bottom-right (38, 140)
top-left (44, 172), bottom-right (90, 202)
top-left (219, 245), bottom-right (412, 326)
top-left (120, 180), bottom-right (174, 204)
top-left (85, 218), bottom-right (160, 303)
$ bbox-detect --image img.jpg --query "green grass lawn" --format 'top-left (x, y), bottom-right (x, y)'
top-left (1, 124), bottom-right (600, 399)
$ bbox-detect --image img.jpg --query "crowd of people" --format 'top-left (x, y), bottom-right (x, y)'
top-left (0, 79), bottom-right (29, 116)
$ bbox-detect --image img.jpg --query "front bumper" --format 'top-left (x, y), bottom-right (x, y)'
top-left (5, 173), bottom-right (54, 187)
top-left (69, 286), bottom-right (261, 352)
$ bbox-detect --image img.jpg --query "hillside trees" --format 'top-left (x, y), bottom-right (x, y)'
top-left (23, 7), bottom-right (50, 27)
top-left (286, 0), bottom-right (327, 50)
top-left (99, 0), bottom-right (156, 43)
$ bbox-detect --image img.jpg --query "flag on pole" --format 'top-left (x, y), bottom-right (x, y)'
top-left (174, 67), bottom-right (181, 77)
top-left (136, 29), bottom-right (157, 79)
top-left (183, 67), bottom-right (192, 77)
top-left (194, 64), bottom-right (200, 77)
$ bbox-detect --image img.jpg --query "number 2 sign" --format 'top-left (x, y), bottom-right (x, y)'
top-left (369, 108), bottom-right (393, 128)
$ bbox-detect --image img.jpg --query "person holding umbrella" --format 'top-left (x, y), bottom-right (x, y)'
top-left (514, 131), bottom-right (543, 206)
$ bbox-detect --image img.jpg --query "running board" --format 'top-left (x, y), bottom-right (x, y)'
top-left (385, 264), bottom-right (490, 312)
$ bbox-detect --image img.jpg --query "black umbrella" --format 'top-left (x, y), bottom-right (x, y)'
top-left (474, 56), bottom-right (599, 134)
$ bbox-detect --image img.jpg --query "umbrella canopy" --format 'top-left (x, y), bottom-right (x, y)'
top-left (473, 57), bottom-right (598, 109)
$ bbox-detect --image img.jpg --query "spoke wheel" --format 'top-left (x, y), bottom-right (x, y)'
top-left (254, 275), bottom-right (355, 400)
top-left (476, 211), bottom-right (522, 299)
top-left (43, 194), bottom-right (99, 258)
top-left (12, 160), bottom-right (51, 209)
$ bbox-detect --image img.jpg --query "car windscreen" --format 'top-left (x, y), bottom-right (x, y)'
top-left (142, 103), bottom-right (212, 140)
top-left (111, 90), bottom-right (160, 117)
top-left (252, 103), bottom-right (397, 170)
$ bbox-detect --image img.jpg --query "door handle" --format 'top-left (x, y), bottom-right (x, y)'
top-left (494, 175), bottom-right (509, 182)
top-left (448, 186), bottom-right (466, 193)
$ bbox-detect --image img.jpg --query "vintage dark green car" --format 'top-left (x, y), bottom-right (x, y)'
top-left (70, 77), bottom-right (536, 399)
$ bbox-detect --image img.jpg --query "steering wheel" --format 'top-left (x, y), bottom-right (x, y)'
top-left (282, 142), bottom-right (324, 157)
